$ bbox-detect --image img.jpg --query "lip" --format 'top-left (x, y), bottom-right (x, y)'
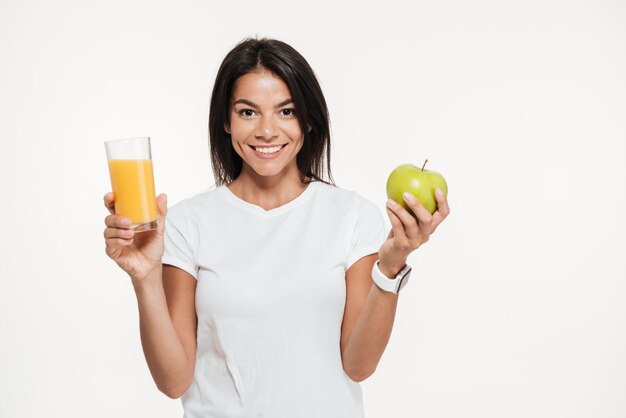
top-left (249, 143), bottom-right (287, 160)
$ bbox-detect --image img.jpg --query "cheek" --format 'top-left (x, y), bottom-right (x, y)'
top-left (284, 121), bottom-right (304, 141)
top-left (229, 130), bottom-right (247, 154)
top-left (230, 137), bottom-right (242, 156)
top-left (230, 122), bottom-right (253, 141)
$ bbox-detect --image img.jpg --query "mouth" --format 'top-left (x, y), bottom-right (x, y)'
top-left (249, 143), bottom-right (288, 159)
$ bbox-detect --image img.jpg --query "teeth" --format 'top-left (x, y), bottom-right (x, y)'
top-left (254, 145), bottom-right (282, 154)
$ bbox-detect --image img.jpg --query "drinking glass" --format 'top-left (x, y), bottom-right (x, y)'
top-left (105, 137), bottom-right (158, 232)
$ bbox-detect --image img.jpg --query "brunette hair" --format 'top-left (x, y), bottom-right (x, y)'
top-left (208, 37), bottom-right (335, 187)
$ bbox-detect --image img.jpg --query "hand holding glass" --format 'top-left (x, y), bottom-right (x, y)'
top-left (105, 137), bottom-right (158, 232)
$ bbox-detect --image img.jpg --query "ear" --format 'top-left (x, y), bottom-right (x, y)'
top-left (224, 123), bottom-right (231, 134)
top-left (307, 124), bottom-right (313, 133)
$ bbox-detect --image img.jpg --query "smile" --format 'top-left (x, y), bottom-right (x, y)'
top-left (249, 144), bottom-right (288, 160)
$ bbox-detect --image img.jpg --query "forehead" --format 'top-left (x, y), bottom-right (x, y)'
top-left (231, 70), bottom-right (291, 103)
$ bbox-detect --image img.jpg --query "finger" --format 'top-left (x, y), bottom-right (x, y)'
top-left (103, 192), bottom-right (116, 215)
top-left (385, 206), bottom-right (405, 242)
top-left (387, 198), bottom-right (420, 237)
top-left (105, 214), bottom-right (133, 229)
top-left (106, 237), bottom-right (134, 247)
top-left (104, 226), bottom-right (135, 240)
top-left (105, 237), bottom-right (134, 256)
top-left (432, 188), bottom-right (451, 227)
top-left (157, 193), bottom-right (167, 219)
top-left (156, 193), bottom-right (167, 232)
top-left (402, 192), bottom-right (433, 228)
top-left (385, 201), bottom-right (409, 242)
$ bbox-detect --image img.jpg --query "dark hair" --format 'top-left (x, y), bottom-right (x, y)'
top-left (208, 37), bottom-right (335, 187)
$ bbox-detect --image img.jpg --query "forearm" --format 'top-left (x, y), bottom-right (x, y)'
top-left (133, 266), bottom-right (192, 397)
top-left (342, 264), bottom-right (402, 381)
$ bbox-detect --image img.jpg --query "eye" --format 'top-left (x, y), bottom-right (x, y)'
top-left (238, 109), bottom-right (256, 118)
top-left (280, 108), bottom-right (296, 117)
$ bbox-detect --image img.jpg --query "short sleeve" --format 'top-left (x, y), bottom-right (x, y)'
top-left (162, 202), bottom-right (198, 280)
top-left (345, 197), bottom-right (388, 271)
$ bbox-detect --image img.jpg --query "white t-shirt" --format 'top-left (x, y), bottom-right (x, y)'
top-left (162, 180), bottom-right (387, 418)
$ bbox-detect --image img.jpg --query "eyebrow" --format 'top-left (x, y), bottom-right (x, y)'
top-left (232, 98), bottom-right (294, 108)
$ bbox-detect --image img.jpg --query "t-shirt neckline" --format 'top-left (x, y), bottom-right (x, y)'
top-left (219, 180), bottom-right (320, 217)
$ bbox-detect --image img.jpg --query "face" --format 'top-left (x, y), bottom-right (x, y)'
top-left (227, 70), bottom-right (304, 180)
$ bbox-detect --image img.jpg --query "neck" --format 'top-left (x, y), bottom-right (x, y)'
top-left (228, 166), bottom-right (312, 211)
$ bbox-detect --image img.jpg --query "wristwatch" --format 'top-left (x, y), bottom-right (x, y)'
top-left (371, 261), bottom-right (412, 294)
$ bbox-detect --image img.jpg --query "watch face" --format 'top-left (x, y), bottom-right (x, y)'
top-left (399, 275), bottom-right (410, 292)
top-left (398, 267), bottom-right (411, 292)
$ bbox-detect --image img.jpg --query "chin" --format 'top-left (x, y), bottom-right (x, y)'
top-left (253, 167), bottom-right (289, 178)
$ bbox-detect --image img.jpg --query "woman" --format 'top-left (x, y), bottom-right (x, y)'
top-left (103, 37), bottom-right (449, 418)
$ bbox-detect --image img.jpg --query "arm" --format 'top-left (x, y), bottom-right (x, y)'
top-left (341, 189), bottom-right (450, 382)
top-left (133, 264), bottom-right (197, 398)
top-left (340, 254), bottom-right (404, 382)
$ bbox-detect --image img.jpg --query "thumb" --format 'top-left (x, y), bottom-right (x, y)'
top-left (157, 193), bottom-right (168, 230)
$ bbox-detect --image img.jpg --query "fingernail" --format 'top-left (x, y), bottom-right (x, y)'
top-left (435, 188), bottom-right (443, 198)
top-left (403, 192), bottom-right (415, 202)
top-left (387, 199), bottom-right (397, 208)
top-left (122, 218), bottom-right (131, 227)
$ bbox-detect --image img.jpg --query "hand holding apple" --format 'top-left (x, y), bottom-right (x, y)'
top-left (376, 160), bottom-right (450, 277)
top-left (386, 160), bottom-right (448, 217)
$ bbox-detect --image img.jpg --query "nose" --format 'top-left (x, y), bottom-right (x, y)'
top-left (255, 115), bottom-right (279, 140)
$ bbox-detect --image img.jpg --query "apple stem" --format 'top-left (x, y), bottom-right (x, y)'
top-left (421, 159), bottom-right (428, 171)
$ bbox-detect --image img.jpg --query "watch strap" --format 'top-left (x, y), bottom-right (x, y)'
top-left (371, 260), bottom-right (412, 294)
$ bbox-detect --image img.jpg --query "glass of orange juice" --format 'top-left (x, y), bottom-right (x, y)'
top-left (105, 137), bottom-right (158, 232)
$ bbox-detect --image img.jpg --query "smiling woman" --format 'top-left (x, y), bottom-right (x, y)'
top-left (102, 36), bottom-right (450, 418)
top-left (208, 38), bottom-right (333, 191)
top-left (227, 70), bottom-right (304, 176)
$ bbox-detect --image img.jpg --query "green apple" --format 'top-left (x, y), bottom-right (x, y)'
top-left (386, 160), bottom-right (448, 217)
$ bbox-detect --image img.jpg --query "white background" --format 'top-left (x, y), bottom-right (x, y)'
top-left (1, 0), bottom-right (625, 417)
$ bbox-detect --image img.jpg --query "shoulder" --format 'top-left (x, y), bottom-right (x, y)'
top-left (167, 185), bottom-right (224, 221)
top-left (312, 181), bottom-right (380, 215)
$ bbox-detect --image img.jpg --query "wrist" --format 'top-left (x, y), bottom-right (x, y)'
top-left (377, 260), bottom-right (407, 279)
top-left (371, 259), bottom-right (413, 294)
top-left (131, 265), bottom-right (163, 293)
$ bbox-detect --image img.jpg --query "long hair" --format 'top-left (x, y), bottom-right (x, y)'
top-left (208, 37), bottom-right (335, 187)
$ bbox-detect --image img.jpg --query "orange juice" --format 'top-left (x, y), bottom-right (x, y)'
top-left (108, 159), bottom-right (157, 227)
